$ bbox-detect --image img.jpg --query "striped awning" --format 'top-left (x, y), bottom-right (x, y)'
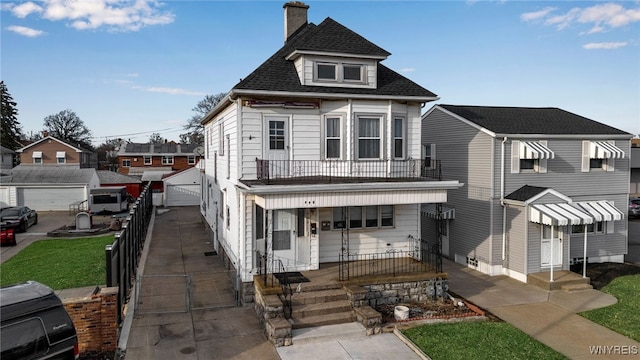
top-left (520, 141), bottom-right (555, 160)
top-left (530, 203), bottom-right (593, 226)
top-left (590, 141), bottom-right (625, 159)
top-left (529, 201), bottom-right (623, 226)
top-left (422, 204), bottom-right (455, 220)
top-left (574, 201), bottom-right (624, 222)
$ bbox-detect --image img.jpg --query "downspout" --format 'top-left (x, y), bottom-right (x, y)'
top-left (501, 137), bottom-right (508, 262)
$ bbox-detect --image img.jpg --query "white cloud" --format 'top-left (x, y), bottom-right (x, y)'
top-left (136, 86), bottom-right (206, 96)
top-left (10, 2), bottom-right (42, 18)
top-left (4, 0), bottom-right (174, 32)
top-left (7, 25), bottom-right (45, 37)
top-left (521, 2), bottom-right (640, 33)
top-left (520, 7), bottom-right (556, 22)
top-left (400, 68), bottom-right (416, 73)
top-left (583, 42), bottom-right (628, 50)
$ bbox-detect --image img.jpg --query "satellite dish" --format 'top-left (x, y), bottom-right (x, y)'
top-left (193, 146), bottom-right (204, 156)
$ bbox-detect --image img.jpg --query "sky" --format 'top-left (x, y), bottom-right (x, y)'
top-left (2, 0), bottom-right (639, 146)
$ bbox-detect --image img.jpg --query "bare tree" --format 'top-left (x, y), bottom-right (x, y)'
top-left (180, 93), bottom-right (226, 144)
top-left (148, 132), bottom-right (164, 144)
top-left (43, 109), bottom-right (93, 150)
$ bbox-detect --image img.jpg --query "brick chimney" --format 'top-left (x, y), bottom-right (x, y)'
top-left (42, 130), bottom-right (49, 137)
top-left (283, 1), bottom-right (308, 41)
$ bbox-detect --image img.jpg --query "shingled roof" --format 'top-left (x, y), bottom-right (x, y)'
top-left (233, 17), bottom-right (436, 99)
top-left (438, 105), bottom-right (630, 136)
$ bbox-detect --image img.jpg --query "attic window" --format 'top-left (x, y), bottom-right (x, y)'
top-left (315, 62), bottom-right (364, 83)
top-left (56, 151), bottom-right (66, 164)
top-left (32, 151), bottom-right (42, 164)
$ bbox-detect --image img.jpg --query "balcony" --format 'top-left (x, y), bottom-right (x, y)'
top-left (253, 158), bottom-right (441, 185)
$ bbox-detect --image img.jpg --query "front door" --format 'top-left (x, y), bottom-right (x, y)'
top-left (272, 209), bottom-right (295, 268)
top-left (541, 225), bottom-right (562, 267)
top-left (265, 117), bottom-right (289, 177)
top-left (296, 208), bottom-right (311, 268)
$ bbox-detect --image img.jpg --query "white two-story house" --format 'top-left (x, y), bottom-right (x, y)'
top-left (422, 104), bottom-right (631, 284)
top-left (200, 2), bottom-right (461, 302)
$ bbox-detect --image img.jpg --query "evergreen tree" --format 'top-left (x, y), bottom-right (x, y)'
top-left (0, 81), bottom-right (23, 150)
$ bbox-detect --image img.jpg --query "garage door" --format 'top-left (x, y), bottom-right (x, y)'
top-left (166, 185), bottom-right (200, 207)
top-left (18, 187), bottom-right (86, 211)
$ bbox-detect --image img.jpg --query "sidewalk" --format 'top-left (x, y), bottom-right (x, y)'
top-left (443, 260), bottom-right (640, 359)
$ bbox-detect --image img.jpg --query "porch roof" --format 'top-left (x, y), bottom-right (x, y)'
top-left (529, 201), bottom-right (623, 226)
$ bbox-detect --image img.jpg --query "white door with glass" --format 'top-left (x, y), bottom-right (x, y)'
top-left (265, 117), bottom-right (288, 177)
top-left (541, 225), bottom-right (562, 267)
top-left (273, 209), bottom-right (296, 268)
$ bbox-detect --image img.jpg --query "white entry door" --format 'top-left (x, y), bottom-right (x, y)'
top-left (541, 225), bottom-right (562, 267)
top-left (265, 117), bottom-right (289, 177)
top-left (273, 209), bottom-right (295, 268)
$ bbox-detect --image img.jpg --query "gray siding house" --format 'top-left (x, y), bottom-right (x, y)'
top-left (422, 104), bottom-right (632, 283)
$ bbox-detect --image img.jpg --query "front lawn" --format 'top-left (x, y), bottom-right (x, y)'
top-left (0, 235), bottom-right (115, 290)
top-left (580, 274), bottom-right (640, 342)
top-left (403, 321), bottom-right (566, 360)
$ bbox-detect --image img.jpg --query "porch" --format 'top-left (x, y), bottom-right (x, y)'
top-left (527, 270), bottom-right (592, 292)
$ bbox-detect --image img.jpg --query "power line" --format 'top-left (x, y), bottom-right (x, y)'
top-left (90, 127), bottom-right (183, 140)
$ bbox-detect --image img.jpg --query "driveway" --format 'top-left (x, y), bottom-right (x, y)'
top-left (0, 211), bottom-right (113, 264)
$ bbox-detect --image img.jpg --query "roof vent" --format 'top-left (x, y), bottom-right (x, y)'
top-left (283, 1), bottom-right (308, 41)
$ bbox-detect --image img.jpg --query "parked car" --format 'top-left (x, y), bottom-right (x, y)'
top-left (0, 206), bottom-right (38, 232)
top-left (630, 198), bottom-right (640, 218)
top-left (0, 281), bottom-right (79, 360)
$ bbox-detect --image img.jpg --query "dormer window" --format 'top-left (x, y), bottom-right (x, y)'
top-left (315, 62), bottom-right (364, 83)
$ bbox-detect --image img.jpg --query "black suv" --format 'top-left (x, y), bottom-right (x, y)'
top-left (0, 281), bottom-right (78, 360)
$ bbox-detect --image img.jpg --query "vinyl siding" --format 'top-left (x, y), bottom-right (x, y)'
top-left (422, 108), bottom-right (495, 264)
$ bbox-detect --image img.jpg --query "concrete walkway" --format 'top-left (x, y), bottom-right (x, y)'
top-left (443, 260), bottom-right (640, 359)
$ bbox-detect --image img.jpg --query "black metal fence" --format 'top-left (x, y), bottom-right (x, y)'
top-left (256, 158), bottom-right (441, 184)
top-left (105, 184), bottom-right (153, 324)
top-left (338, 236), bottom-right (442, 281)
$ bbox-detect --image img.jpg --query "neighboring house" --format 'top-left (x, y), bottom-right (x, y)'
top-left (117, 142), bottom-right (203, 176)
top-left (162, 163), bottom-right (202, 207)
top-left (631, 138), bottom-right (640, 197)
top-left (97, 170), bottom-right (143, 199)
top-left (200, 2), bottom-right (461, 302)
top-left (15, 135), bottom-right (96, 168)
top-left (0, 145), bottom-right (16, 172)
top-left (0, 167), bottom-right (100, 211)
top-left (422, 104), bottom-right (631, 283)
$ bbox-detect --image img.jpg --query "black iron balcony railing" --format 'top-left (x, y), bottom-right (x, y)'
top-left (255, 158), bottom-right (441, 184)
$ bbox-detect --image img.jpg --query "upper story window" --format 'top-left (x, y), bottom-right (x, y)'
top-left (511, 140), bottom-right (553, 174)
top-left (144, 156), bottom-right (152, 165)
top-left (315, 62), bottom-right (364, 84)
top-left (581, 140), bottom-right (624, 173)
top-left (188, 155), bottom-right (196, 165)
top-left (218, 123), bottom-right (224, 156)
top-left (122, 159), bottom-right (131, 167)
top-left (393, 117), bottom-right (405, 159)
top-left (162, 156), bottom-right (174, 165)
top-left (357, 116), bottom-right (383, 159)
top-left (32, 151), bottom-right (42, 164)
top-left (324, 116), bottom-right (342, 159)
top-left (56, 151), bottom-right (66, 164)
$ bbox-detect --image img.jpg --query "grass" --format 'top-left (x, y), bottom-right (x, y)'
top-left (403, 321), bottom-right (567, 360)
top-left (580, 274), bottom-right (640, 342)
top-left (0, 235), bottom-right (115, 290)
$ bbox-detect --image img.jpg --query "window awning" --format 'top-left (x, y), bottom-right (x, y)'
top-left (574, 201), bottom-right (624, 222)
top-left (32, 151), bottom-right (42, 158)
top-left (422, 204), bottom-right (455, 220)
top-left (520, 141), bottom-right (554, 160)
top-left (529, 203), bottom-right (593, 226)
top-left (56, 151), bottom-right (66, 158)
top-left (590, 141), bottom-right (625, 159)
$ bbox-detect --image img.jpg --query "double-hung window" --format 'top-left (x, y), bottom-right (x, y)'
top-left (162, 156), bottom-right (174, 165)
top-left (325, 116), bottom-right (341, 159)
top-left (358, 116), bottom-right (382, 159)
top-left (188, 155), bottom-right (196, 165)
top-left (393, 117), bottom-right (405, 159)
top-left (56, 151), bottom-right (66, 164)
top-left (144, 156), bottom-right (152, 165)
top-left (122, 159), bottom-right (131, 167)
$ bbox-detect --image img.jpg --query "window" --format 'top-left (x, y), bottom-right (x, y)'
top-left (358, 116), bottom-right (382, 159)
top-left (332, 206), bottom-right (394, 229)
top-left (56, 151), bottom-right (66, 164)
top-left (325, 116), bottom-right (341, 159)
top-left (571, 222), bottom-right (604, 234)
top-left (226, 205), bottom-right (230, 229)
top-left (219, 123), bottom-right (224, 156)
top-left (188, 155), bottom-right (196, 165)
top-left (256, 205), bottom-right (264, 240)
top-left (122, 159), bottom-right (131, 167)
top-left (520, 159), bottom-right (538, 171)
top-left (315, 62), bottom-right (364, 84)
top-left (269, 121), bottom-right (285, 150)
top-left (582, 140), bottom-right (621, 172)
top-left (32, 151), bottom-right (42, 164)
top-left (144, 156), bottom-right (152, 165)
top-left (590, 158), bottom-right (605, 170)
top-left (219, 190), bottom-right (224, 218)
top-left (393, 117), bottom-right (405, 159)
top-left (162, 156), bottom-right (174, 165)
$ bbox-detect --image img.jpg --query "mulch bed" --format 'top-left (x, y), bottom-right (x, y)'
top-left (572, 262), bottom-right (640, 290)
top-left (375, 296), bottom-right (485, 324)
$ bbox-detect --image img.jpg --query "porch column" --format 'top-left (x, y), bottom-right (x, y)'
top-left (583, 225), bottom-right (588, 278)
top-left (550, 224), bottom-right (554, 283)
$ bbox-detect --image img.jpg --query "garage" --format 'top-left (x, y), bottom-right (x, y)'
top-left (163, 166), bottom-right (201, 207)
top-left (18, 187), bottom-right (86, 211)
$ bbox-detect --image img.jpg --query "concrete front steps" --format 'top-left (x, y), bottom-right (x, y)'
top-left (527, 270), bottom-right (593, 292)
top-left (289, 288), bottom-right (355, 330)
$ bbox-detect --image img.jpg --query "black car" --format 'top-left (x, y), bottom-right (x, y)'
top-left (0, 206), bottom-right (38, 233)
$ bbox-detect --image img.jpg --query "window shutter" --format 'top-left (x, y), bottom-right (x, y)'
top-left (581, 140), bottom-right (590, 172)
top-left (606, 140), bottom-right (615, 172)
top-left (539, 140), bottom-right (548, 173)
top-left (511, 140), bottom-right (520, 174)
